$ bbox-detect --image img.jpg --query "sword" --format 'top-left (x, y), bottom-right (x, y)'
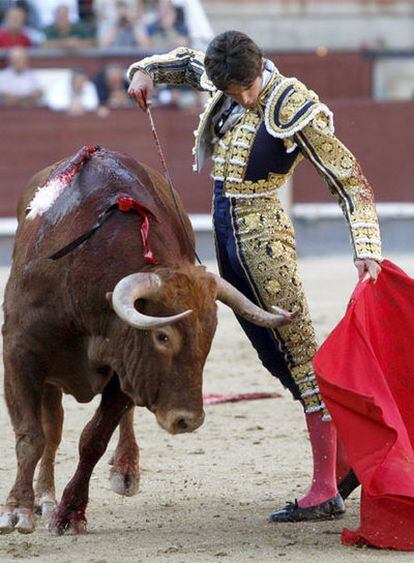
top-left (140, 89), bottom-right (202, 265)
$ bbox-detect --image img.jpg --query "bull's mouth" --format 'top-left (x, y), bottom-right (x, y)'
top-left (119, 377), bottom-right (157, 409)
top-left (155, 409), bottom-right (205, 435)
top-left (120, 385), bottom-right (146, 408)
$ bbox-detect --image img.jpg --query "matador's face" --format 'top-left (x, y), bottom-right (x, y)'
top-left (224, 74), bottom-right (263, 110)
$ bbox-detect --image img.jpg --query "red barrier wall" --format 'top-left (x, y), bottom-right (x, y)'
top-left (0, 108), bottom-right (212, 217)
top-left (295, 98), bottom-right (414, 203)
top-left (0, 50), bottom-right (372, 99)
top-left (268, 52), bottom-right (372, 99)
top-left (0, 101), bottom-right (412, 217)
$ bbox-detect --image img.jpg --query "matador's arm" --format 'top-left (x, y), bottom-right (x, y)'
top-left (294, 113), bottom-right (382, 263)
top-left (126, 47), bottom-right (213, 91)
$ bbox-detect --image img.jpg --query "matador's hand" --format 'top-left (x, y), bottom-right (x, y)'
top-left (128, 71), bottom-right (154, 111)
top-left (354, 258), bottom-right (382, 282)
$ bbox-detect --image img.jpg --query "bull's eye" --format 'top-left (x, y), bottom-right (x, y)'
top-left (157, 332), bottom-right (169, 343)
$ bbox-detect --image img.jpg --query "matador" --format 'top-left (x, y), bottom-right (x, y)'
top-left (127, 31), bottom-right (382, 522)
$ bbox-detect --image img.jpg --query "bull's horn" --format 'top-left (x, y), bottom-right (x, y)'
top-left (112, 273), bottom-right (192, 330)
top-left (213, 275), bottom-right (296, 328)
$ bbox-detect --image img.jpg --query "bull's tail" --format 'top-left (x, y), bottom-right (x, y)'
top-left (26, 145), bottom-right (101, 220)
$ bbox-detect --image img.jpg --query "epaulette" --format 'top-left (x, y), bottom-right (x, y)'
top-left (264, 77), bottom-right (334, 139)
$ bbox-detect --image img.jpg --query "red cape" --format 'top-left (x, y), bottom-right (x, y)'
top-left (314, 259), bottom-right (414, 550)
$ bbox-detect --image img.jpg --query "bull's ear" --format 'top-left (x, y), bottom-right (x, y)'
top-left (106, 292), bottom-right (113, 309)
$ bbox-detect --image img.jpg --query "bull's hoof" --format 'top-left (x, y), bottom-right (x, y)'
top-left (0, 510), bottom-right (15, 534)
top-left (35, 493), bottom-right (57, 518)
top-left (0, 507), bottom-right (36, 534)
top-left (109, 467), bottom-right (140, 497)
top-left (48, 505), bottom-right (87, 535)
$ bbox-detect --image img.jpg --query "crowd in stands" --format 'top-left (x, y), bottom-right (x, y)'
top-left (0, 0), bottom-right (209, 49)
top-left (0, 0), bottom-right (213, 113)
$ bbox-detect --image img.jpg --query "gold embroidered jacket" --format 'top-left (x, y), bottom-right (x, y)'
top-left (127, 48), bottom-right (382, 262)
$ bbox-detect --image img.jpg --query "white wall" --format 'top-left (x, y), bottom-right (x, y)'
top-left (373, 57), bottom-right (414, 99)
top-left (203, 1), bottom-right (414, 51)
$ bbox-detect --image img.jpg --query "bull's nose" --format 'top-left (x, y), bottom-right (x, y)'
top-left (176, 416), bottom-right (190, 431)
top-left (156, 409), bottom-right (205, 435)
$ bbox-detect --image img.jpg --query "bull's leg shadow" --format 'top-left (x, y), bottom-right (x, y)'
top-left (0, 350), bottom-right (46, 534)
top-left (49, 375), bottom-right (132, 535)
top-left (109, 407), bottom-right (140, 496)
top-left (34, 384), bottom-right (64, 518)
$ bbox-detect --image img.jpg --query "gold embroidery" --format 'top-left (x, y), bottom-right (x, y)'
top-left (283, 137), bottom-right (298, 153)
top-left (264, 78), bottom-right (331, 138)
top-left (212, 101), bottom-right (302, 196)
top-left (212, 107), bottom-right (261, 186)
top-left (297, 114), bottom-right (382, 260)
top-left (231, 193), bottom-right (327, 416)
top-left (128, 47), bottom-right (213, 91)
top-left (225, 172), bottom-right (297, 196)
top-left (258, 72), bottom-right (282, 105)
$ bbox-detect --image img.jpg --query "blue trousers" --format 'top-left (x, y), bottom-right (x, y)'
top-left (212, 181), bottom-right (302, 401)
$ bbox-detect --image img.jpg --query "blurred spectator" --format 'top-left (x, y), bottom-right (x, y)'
top-left (94, 0), bottom-right (145, 44)
top-left (1, 1), bottom-right (42, 31)
top-left (43, 4), bottom-right (94, 50)
top-left (30, 0), bottom-right (78, 28)
top-left (95, 63), bottom-right (131, 114)
top-left (0, 46), bottom-right (42, 106)
top-left (0, 6), bottom-right (32, 47)
top-left (172, 0), bottom-right (213, 49)
top-left (146, 0), bottom-right (188, 50)
top-left (0, 1), bottom-right (18, 22)
top-left (98, 1), bottom-right (149, 48)
top-left (154, 83), bottom-right (197, 109)
top-left (47, 68), bottom-right (99, 115)
top-left (78, 0), bottom-right (94, 24)
top-left (140, 1), bottom-right (196, 108)
top-left (0, 1), bottom-right (45, 45)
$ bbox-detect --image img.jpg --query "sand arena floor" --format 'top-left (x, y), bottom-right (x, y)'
top-left (1, 255), bottom-right (414, 563)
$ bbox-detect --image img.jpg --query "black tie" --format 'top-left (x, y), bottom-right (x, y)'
top-left (214, 100), bottom-right (238, 138)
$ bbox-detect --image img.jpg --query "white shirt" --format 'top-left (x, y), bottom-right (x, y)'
top-left (0, 67), bottom-right (41, 98)
top-left (47, 80), bottom-right (99, 112)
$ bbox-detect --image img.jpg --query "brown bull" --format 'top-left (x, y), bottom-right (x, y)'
top-left (0, 146), bottom-right (292, 535)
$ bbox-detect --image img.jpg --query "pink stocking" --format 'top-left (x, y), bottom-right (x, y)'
top-left (298, 411), bottom-right (338, 508)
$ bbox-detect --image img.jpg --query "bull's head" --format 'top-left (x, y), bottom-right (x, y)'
top-left (107, 266), bottom-right (294, 435)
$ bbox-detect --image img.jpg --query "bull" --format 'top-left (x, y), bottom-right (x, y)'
top-left (0, 146), bottom-right (292, 535)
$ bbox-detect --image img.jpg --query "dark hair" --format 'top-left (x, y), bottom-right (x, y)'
top-left (204, 31), bottom-right (263, 91)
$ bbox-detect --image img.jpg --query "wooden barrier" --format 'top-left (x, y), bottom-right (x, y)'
top-left (294, 98), bottom-right (414, 203)
top-left (0, 100), bottom-right (413, 217)
top-left (0, 48), bottom-right (372, 99)
top-left (0, 107), bottom-right (211, 217)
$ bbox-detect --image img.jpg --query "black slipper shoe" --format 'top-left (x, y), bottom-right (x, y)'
top-left (338, 469), bottom-right (360, 500)
top-left (269, 493), bottom-right (345, 523)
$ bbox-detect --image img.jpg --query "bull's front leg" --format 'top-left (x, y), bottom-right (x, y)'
top-left (34, 384), bottom-right (64, 518)
top-left (0, 350), bottom-right (45, 534)
top-left (109, 407), bottom-right (140, 496)
top-left (49, 375), bottom-right (132, 535)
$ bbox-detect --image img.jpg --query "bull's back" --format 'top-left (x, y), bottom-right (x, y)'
top-left (8, 148), bottom-right (197, 320)
top-left (14, 148), bottom-right (194, 264)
